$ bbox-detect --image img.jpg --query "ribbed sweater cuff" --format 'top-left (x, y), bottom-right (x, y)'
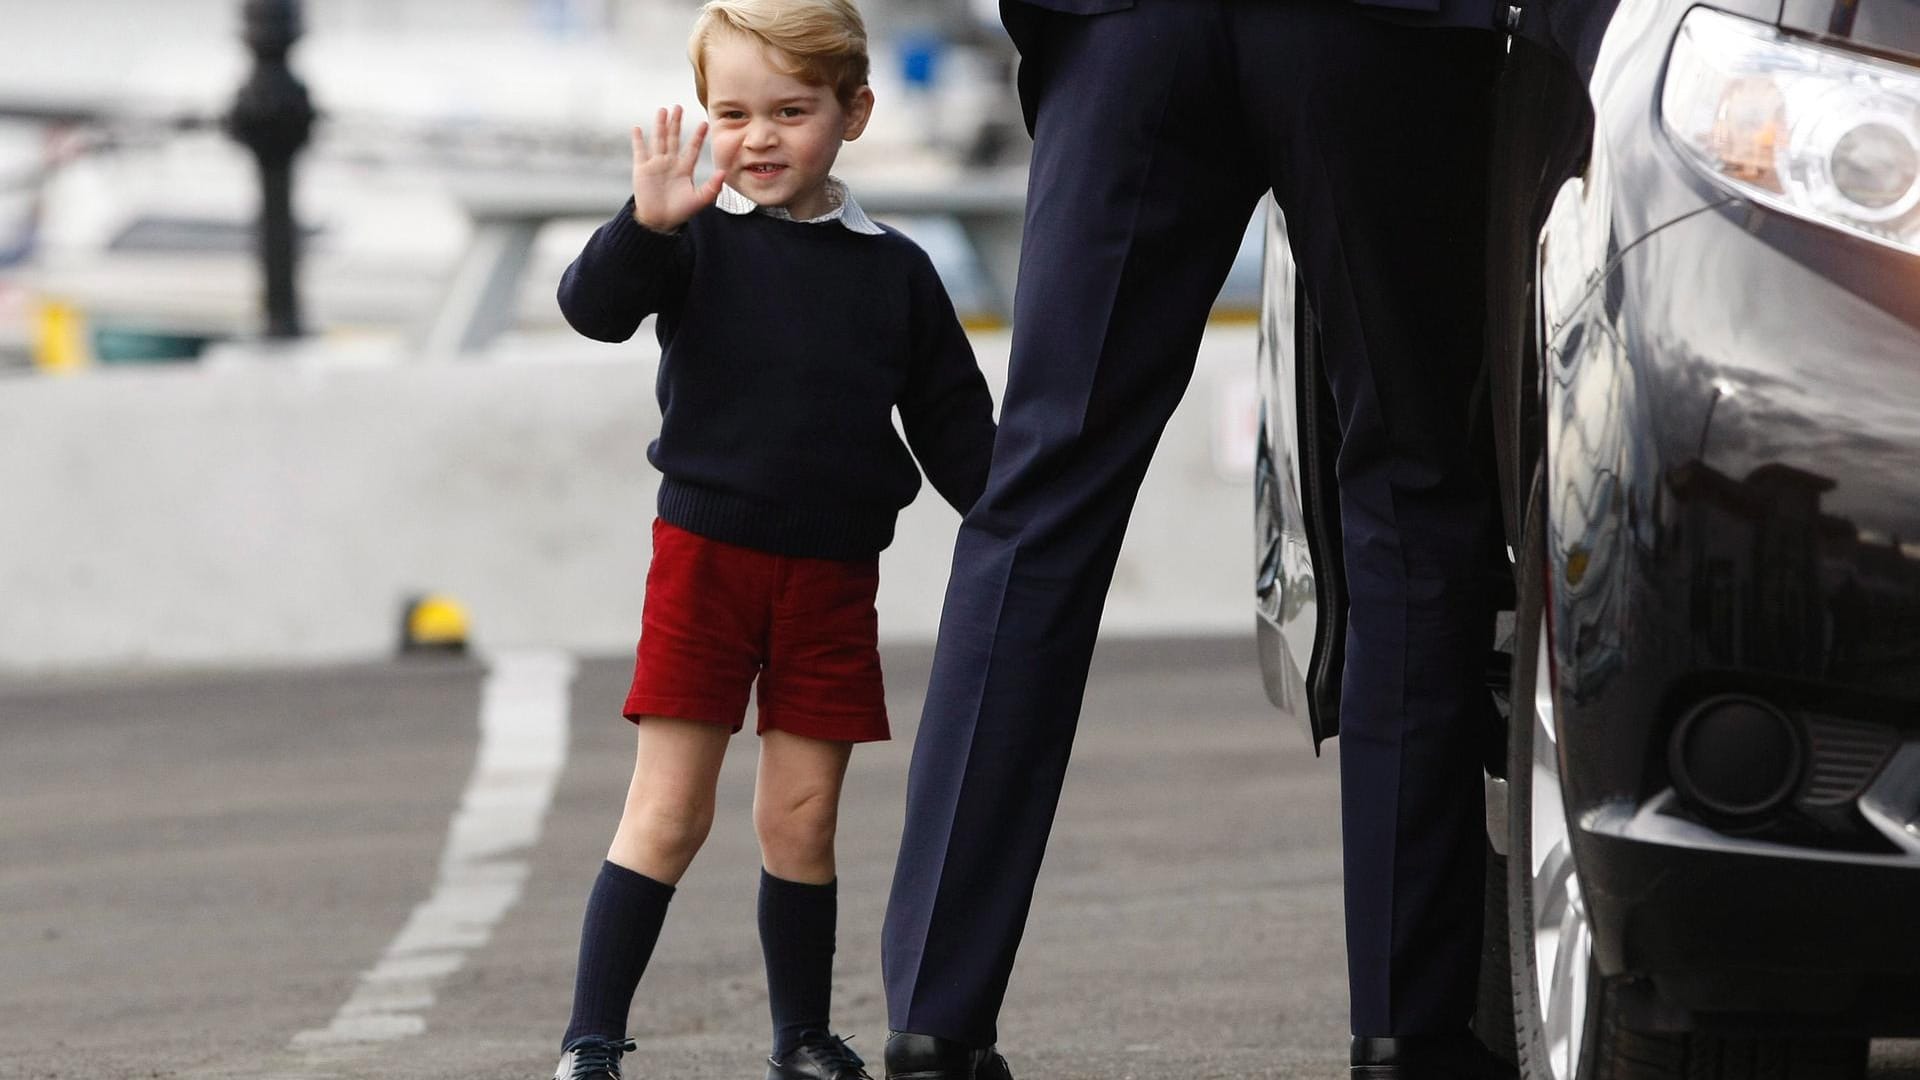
top-left (603, 198), bottom-right (685, 262)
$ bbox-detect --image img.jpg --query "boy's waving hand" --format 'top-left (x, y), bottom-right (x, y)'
top-left (631, 105), bottom-right (726, 233)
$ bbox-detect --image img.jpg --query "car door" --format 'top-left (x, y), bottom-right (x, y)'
top-left (1253, 198), bottom-right (1348, 749)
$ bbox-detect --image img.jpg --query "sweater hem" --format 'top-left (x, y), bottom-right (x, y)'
top-left (657, 480), bottom-right (896, 561)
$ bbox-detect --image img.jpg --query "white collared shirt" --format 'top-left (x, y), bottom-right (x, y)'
top-left (715, 175), bottom-right (884, 236)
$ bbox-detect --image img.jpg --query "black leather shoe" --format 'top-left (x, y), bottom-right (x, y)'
top-left (767, 1031), bottom-right (873, 1080)
top-left (1351, 1033), bottom-right (1518, 1079)
top-left (882, 1032), bottom-right (1014, 1080)
top-left (552, 1036), bottom-right (636, 1080)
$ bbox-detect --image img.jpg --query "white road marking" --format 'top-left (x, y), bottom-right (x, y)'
top-left (289, 650), bottom-right (575, 1059)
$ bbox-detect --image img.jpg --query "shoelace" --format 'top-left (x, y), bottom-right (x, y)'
top-left (793, 1033), bottom-right (870, 1079)
top-left (567, 1036), bottom-right (637, 1080)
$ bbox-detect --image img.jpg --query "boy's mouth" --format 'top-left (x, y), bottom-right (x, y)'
top-left (743, 163), bottom-right (787, 179)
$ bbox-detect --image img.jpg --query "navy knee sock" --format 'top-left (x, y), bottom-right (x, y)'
top-left (561, 861), bottom-right (676, 1050)
top-left (759, 870), bottom-right (837, 1058)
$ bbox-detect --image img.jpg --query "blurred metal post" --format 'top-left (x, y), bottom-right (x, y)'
top-left (226, 0), bottom-right (315, 340)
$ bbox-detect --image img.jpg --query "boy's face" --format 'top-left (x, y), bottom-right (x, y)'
top-left (702, 33), bottom-right (873, 221)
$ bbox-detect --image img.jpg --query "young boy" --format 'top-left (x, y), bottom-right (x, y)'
top-left (548, 3), bottom-right (995, 1080)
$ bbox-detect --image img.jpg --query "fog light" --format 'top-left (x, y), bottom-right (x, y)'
top-left (1669, 696), bottom-right (1804, 818)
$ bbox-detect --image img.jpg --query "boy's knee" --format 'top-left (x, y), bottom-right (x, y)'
top-left (626, 796), bottom-right (715, 864)
top-left (755, 787), bottom-right (838, 861)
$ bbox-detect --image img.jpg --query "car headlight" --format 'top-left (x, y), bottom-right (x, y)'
top-left (1663, 6), bottom-right (1920, 256)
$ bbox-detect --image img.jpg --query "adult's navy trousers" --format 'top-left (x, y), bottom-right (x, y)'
top-left (883, 0), bottom-right (1506, 1043)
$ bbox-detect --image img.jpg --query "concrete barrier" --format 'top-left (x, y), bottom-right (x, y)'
top-left (0, 327), bottom-right (1259, 673)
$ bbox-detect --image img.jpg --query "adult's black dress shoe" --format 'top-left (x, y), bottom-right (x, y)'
top-left (882, 1032), bottom-right (1014, 1080)
top-left (1351, 1033), bottom-right (1518, 1079)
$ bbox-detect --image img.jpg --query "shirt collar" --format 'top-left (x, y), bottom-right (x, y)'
top-left (716, 175), bottom-right (884, 236)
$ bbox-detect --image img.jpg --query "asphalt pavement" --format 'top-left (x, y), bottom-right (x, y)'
top-left (4, 640), bottom-right (1917, 1080)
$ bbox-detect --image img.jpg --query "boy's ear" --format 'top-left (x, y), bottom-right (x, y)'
top-left (842, 85), bottom-right (875, 141)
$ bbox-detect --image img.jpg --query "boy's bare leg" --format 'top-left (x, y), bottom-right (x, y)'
top-left (561, 716), bottom-right (729, 1053)
top-left (754, 729), bottom-right (856, 1065)
top-left (607, 716), bottom-right (732, 884)
top-left (754, 728), bottom-right (853, 882)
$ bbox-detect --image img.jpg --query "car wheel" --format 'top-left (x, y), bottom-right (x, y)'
top-left (1506, 469), bottom-right (1869, 1080)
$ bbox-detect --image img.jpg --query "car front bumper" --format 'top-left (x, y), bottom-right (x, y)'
top-left (1543, 192), bottom-right (1920, 1031)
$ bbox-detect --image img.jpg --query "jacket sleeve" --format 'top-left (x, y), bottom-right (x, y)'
top-left (556, 198), bottom-right (693, 343)
top-left (898, 253), bottom-right (998, 516)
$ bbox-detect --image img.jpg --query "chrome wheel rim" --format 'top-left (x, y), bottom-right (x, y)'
top-left (1529, 621), bottom-right (1590, 1080)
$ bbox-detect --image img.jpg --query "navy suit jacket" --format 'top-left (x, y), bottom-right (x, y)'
top-left (1000, 0), bottom-right (1504, 135)
top-left (1005, 0), bottom-right (1503, 31)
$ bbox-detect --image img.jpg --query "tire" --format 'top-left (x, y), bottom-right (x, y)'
top-left (1505, 468), bottom-right (1868, 1080)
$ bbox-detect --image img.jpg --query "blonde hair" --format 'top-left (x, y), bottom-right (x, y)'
top-left (689, 0), bottom-right (870, 108)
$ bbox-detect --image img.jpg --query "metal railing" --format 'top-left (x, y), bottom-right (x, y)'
top-left (420, 168), bottom-right (1029, 357)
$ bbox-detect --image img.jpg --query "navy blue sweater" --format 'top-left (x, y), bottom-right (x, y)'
top-left (557, 200), bottom-right (997, 560)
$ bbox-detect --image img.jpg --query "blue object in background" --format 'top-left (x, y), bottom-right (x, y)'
top-left (94, 327), bottom-right (216, 364)
top-left (899, 34), bottom-right (945, 89)
top-left (534, 0), bottom-right (597, 39)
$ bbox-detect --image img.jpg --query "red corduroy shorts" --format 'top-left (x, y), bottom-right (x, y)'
top-left (623, 519), bottom-right (890, 743)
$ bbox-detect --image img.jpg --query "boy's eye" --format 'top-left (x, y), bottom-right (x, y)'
top-left (778, 107), bottom-right (805, 118)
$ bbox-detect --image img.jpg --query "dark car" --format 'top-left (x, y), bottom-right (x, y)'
top-left (1253, 2), bottom-right (1920, 1077)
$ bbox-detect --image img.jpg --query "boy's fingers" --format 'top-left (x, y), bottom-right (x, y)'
top-left (653, 108), bottom-right (669, 160)
top-left (631, 124), bottom-right (647, 158)
top-left (668, 105), bottom-right (682, 159)
top-left (680, 121), bottom-right (708, 171)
